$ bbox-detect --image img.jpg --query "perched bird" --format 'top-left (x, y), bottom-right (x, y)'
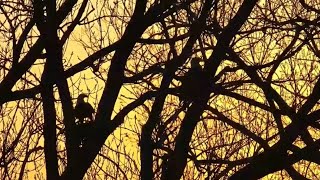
top-left (32, 0), bottom-right (46, 33)
top-left (74, 94), bottom-right (94, 124)
top-left (178, 57), bottom-right (206, 105)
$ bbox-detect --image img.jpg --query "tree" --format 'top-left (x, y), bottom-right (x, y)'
top-left (1, 0), bottom-right (320, 179)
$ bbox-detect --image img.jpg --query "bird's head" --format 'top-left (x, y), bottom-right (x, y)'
top-left (191, 57), bottom-right (202, 68)
top-left (77, 93), bottom-right (88, 104)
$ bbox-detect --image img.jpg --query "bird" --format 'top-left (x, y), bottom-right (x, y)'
top-left (178, 57), bottom-right (206, 106)
top-left (32, 0), bottom-right (46, 33)
top-left (74, 93), bottom-right (95, 124)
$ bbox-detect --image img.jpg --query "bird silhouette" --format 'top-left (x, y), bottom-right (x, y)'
top-left (74, 93), bottom-right (94, 124)
top-left (178, 57), bottom-right (206, 106)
